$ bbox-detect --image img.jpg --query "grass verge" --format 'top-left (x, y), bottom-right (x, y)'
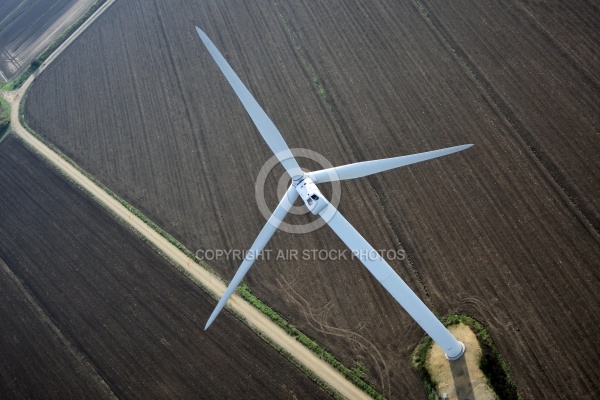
top-left (412, 314), bottom-right (520, 400)
top-left (12, 5), bottom-right (384, 393)
top-left (17, 87), bottom-right (383, 398)
top-left (238, 283), bottom-right (385, 399)
top-left (0, 96), bottom-right (9, 140)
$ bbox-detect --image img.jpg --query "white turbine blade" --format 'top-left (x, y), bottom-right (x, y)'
top-left (196, 27), bottom-right (302, 177)
top-left (205, 187), bottom-right (299, 329)
top-left (319, 202), bottom-right (465, 359)
top-left (309, 144), bottom-right (473, 183)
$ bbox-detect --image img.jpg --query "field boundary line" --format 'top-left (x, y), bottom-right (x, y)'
top-left (9, 104), bottom-right (371, 400)
top-left (15, 101), bottom-right (384, 398)
top-left (0, 2), bottom-right (377, 396)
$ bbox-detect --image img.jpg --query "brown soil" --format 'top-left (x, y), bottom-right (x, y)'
top-left (0, 258), bottom-right (116, 399)
top-left (0, 136), bottom-right (331, 399)
top-left (3, 82), bottom-right (368, 399)
top-left (22, 0), bottom-right (600, 398)
top-left (419, 0), bottom-right (600, 231)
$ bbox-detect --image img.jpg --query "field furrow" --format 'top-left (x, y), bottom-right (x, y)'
top-left (275, 2), bottom-right (600, 396)
top-left (23, 0), bottom-right (600, 398)
top-left (0, 0), bottom-right (96, 79)
top-left (419, 0), bottom-right (600, 230)
top-left (514, 0), bottom-right (600, 85)
top-left (0, 136), bottom-right (330, 399)
top-left (0, 258), bottom-right (116, 399)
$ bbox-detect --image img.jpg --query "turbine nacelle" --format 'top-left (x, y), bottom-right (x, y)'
top-left (196, 26), bottom-right (471, 360)
top-left (293, 175), bottom-right (327, 215)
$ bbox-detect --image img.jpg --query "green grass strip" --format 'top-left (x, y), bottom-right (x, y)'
top-left (237, 283), bottom-right (386, 399)
top-left (17, 87), bottom-right (383, 398)
top-left (0, 96), bottom-right (9, 140)
top-left (275, 9), bottom-right (331, 110)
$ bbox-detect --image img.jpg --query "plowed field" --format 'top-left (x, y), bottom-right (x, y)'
top-left (419, 0), bottom-right (600, 229)
top-left (0, 259), bottom-right (114, 399)
top-left (0, 0), bottom-right (96, 80)
top-left (0, 136), bottom-right (329, 399)
top-left (24, 0), bottom-right (600, 398)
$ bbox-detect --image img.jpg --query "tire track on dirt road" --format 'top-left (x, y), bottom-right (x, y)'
top-left (6, 93), bottom-right (369, 399)
top-left (1, 1), bottom-right (371, 398)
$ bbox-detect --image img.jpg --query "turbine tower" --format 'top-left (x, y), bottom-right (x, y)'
top-left (196, 26), bottom-right (469, 360)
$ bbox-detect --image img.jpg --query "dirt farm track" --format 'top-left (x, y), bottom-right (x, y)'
top-left (12, 0), bottom-right (600, 398)
top-left (0, 136), bottom-right (329, 399)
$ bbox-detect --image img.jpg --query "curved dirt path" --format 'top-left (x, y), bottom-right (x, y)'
top-left (1, 3), bottom-right (370, 399)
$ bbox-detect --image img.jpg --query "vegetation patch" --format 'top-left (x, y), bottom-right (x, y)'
top-left (0, 96), bottom-right (10, 140)
top-left (17, 87), bottom-right (382, 398)
top-left (275, 10), bottom-right (332, 110)
top-left (237, 283), bottom-right (386, 400)
top-left (412, 314), bottom-right (519, 400)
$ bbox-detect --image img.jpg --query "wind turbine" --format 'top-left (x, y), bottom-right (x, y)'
top-left (196, 27), bottom-right (470, 360)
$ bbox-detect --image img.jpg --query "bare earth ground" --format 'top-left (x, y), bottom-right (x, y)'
top-left (19, 0), bottom-right (600, 398)
top-left (427, 324), bottom-right (496, 400)
top-left (2, 87), bottom-right (366, 398)
top-left (2, 1), bottom-right (368, 398)
top-left (0, 135), bottom-right (332, 399)
top-left (420, 0), bottom-right (600, 230)
top-left (0, 0), bottom-right (96, 80)
top-left (0, 258), bottom-right (115, 399)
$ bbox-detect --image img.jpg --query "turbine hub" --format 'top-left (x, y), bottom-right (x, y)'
top-left (291, 173), bottom-right (306, 187)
